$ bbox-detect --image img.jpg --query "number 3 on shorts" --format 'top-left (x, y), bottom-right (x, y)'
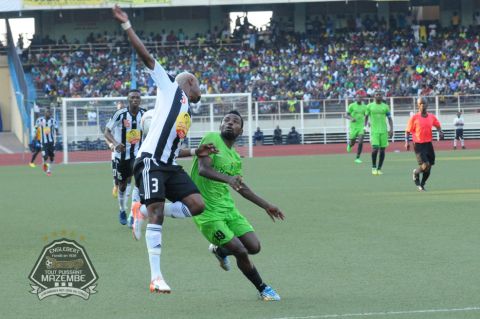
top-left (151, 177), bottom-right (158, 193)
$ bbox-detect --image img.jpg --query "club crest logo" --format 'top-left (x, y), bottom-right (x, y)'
top-left (175, 112), bottom-right (191, 140)
top-left (29, 238), bottom-right (98, 300)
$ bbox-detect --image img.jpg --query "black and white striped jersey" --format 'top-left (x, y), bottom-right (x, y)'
top-left (137, 61), bottom-right (191, 165)
top-left (106, 107), bottom-right (146, 160)
top-left (35, 117), bottom-right (58, 145)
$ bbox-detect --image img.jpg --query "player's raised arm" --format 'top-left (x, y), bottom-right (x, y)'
top-left (112, 4), bottom-right (155, 70)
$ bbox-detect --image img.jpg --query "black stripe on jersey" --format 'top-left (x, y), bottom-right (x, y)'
top-left (130, 114), bottom-right (137, 160)
top-left (167, 136), bottom-right (180, 165)
top-left (121, 112), bottom-right (127, 161)
top-left (153, 87), bottom-right (183, 160)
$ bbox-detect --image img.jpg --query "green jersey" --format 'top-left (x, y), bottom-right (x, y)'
top-left (191, 132), bottom-right (242, 217)
top-left (347, 102), bottom-right (367, 128)
top-left (366, 102), bottom-right (390, 133)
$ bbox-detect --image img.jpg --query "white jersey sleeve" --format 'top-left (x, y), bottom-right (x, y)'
top-left (106, 109), bottom-right (123, 131)
top-left (146, 60), bottom-right (176, 92)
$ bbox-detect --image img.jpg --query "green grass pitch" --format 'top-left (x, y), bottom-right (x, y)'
top-left (1, 150), bottom-right (480, 319)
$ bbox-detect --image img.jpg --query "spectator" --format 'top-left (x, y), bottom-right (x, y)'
top-left (253, 127), bottom-right (264, 146)
top-left (287, 126), bottom-right (300, 144)
top-left (451, 12), bottom-right (461, 28)
top-left (273, 125), bottom-right (282, 145)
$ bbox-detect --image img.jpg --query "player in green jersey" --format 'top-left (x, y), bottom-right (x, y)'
top-left (346, 95), bottom-right (367, 163)
top-left (191, 110), bottom-right (285, 301)
top-left (365, 91), bottom-right (393, 175)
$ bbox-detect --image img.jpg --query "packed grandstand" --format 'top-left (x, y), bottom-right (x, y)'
top-left (20, 10), bottom-right (480, 107)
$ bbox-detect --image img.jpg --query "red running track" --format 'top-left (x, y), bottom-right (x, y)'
top-left (1, 140), bottom-right (479, 166)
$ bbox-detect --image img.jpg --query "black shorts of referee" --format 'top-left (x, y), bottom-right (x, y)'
top-left (414, 142), bottom-right (435, 166)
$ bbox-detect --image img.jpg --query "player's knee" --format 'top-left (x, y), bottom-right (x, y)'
top-left (118, 182), bottom-right (127, 192)
top-left (189, 201), bottom-right (205, 216)
top-left (248, 243), bottom-right (261, 255)
top-left (184, 194), bottom-right (205, 215)
top-left (233, 247), bottom-right (249, 260)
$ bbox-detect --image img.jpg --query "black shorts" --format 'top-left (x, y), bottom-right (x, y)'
top-left (133, 156), bottom-right (200, 205)
top-left (414, 142), bottom-right (435, 166)
top-left (455, 129), bottom-right (464, 139)
top-left (42, 142), bottom-right (55, 160)
top-left (115, 158), bottom-right (135, 182)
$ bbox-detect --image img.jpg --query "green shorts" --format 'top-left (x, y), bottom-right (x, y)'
top-left (194, 208), bottom-right (254, 246)
top-left (370, 132), bottom-right (389, 148)
top-left (349, 126), bottom-right (364, 140)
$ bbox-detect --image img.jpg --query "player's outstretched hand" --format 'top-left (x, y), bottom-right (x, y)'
top-left (265, 205), bottom-right (285, 222)
top-left (196, 143), bottom-right (219, 157)
top-left (112, 4), bottom-right (129, 23)
top-left (228, 175), bottom-right (243, 191)
top-left (388, 130), bottom-right (393, 138)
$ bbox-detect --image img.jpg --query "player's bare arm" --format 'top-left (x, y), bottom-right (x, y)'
top-left (236, 183), bottom-right (285, 222)
top-left (177, 144), bottom-right (218, 158)
top-left (197, 156), bottom-right (243, 191)
top-left (404, 131), bottom-right (411, 150)
top-left (104, 127), bottom-right (125, 152)
top-left (112, 4), bottom-right (155, 70)
top-left (345, 113), bottom-right (355, 122)
top-left (437, 126), bottom-right (444, 140)
top-left (388, 116), bottom-right (394, 138)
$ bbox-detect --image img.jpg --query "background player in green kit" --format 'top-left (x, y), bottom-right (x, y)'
top-left (365, 91), bottom-right (393, 175)
top-left (345, 95), bottom-right (367, 163)
top-left (191, 110), bottom-right (285, 301)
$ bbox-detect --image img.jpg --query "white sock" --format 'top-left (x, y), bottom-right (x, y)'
top-left (125, 183), bottom-right (132, 199)
top-left (122, 185), bottom-right (130, 211)
top-left (47, 162), bottom-right (52, 173)
top-left (140, 204), bottom-right (148, 218)
top-left (118, 191), bottom-right (126, 211)
top-left (461, 138), bottom-right (464, 147)
top-left (164, 202), bottom-right (192, 219)
top-left (132, 186), bottom-right (140, 203)
top-left (145, 224), bottom-right (163, 280)
top-left (454, 139), bottom-right (457, 147)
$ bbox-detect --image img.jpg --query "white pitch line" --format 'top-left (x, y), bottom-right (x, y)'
top-left (0, 144), bottom-right (13, 154)
top-left (271, 306), bottom-right (480, 319)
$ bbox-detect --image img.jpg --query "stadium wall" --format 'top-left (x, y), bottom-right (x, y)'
top-left (0, 56), bottom-right (12, 132)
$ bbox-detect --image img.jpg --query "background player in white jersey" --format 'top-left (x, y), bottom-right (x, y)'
top-left (453, 111), bottom-right (465, 150)
top-left (104, 89), bottom-right (146, 226)
top-left (107, 101), bottom-right (126, 199)
top-left (29, 116), bottom-right (43, 168)
top-left (113, 5), bottom-right (214, 294)
top-left (36, 107), bottom-right (59, 176)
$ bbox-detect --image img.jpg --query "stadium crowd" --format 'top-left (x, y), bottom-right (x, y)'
top-left (22, 13), bottom-right (480, 108)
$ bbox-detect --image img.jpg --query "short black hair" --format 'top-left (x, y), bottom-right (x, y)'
top-left (128, 89), bottom-right (141, 95)
top-left (227, 110), bottom-right (243, 128)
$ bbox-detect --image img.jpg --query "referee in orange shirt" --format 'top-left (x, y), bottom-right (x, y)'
top-left (405, 97), bottom-right (444, 191)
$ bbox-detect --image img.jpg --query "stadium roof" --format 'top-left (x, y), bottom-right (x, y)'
top-left (1, 0), bottom-right (409, 12)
